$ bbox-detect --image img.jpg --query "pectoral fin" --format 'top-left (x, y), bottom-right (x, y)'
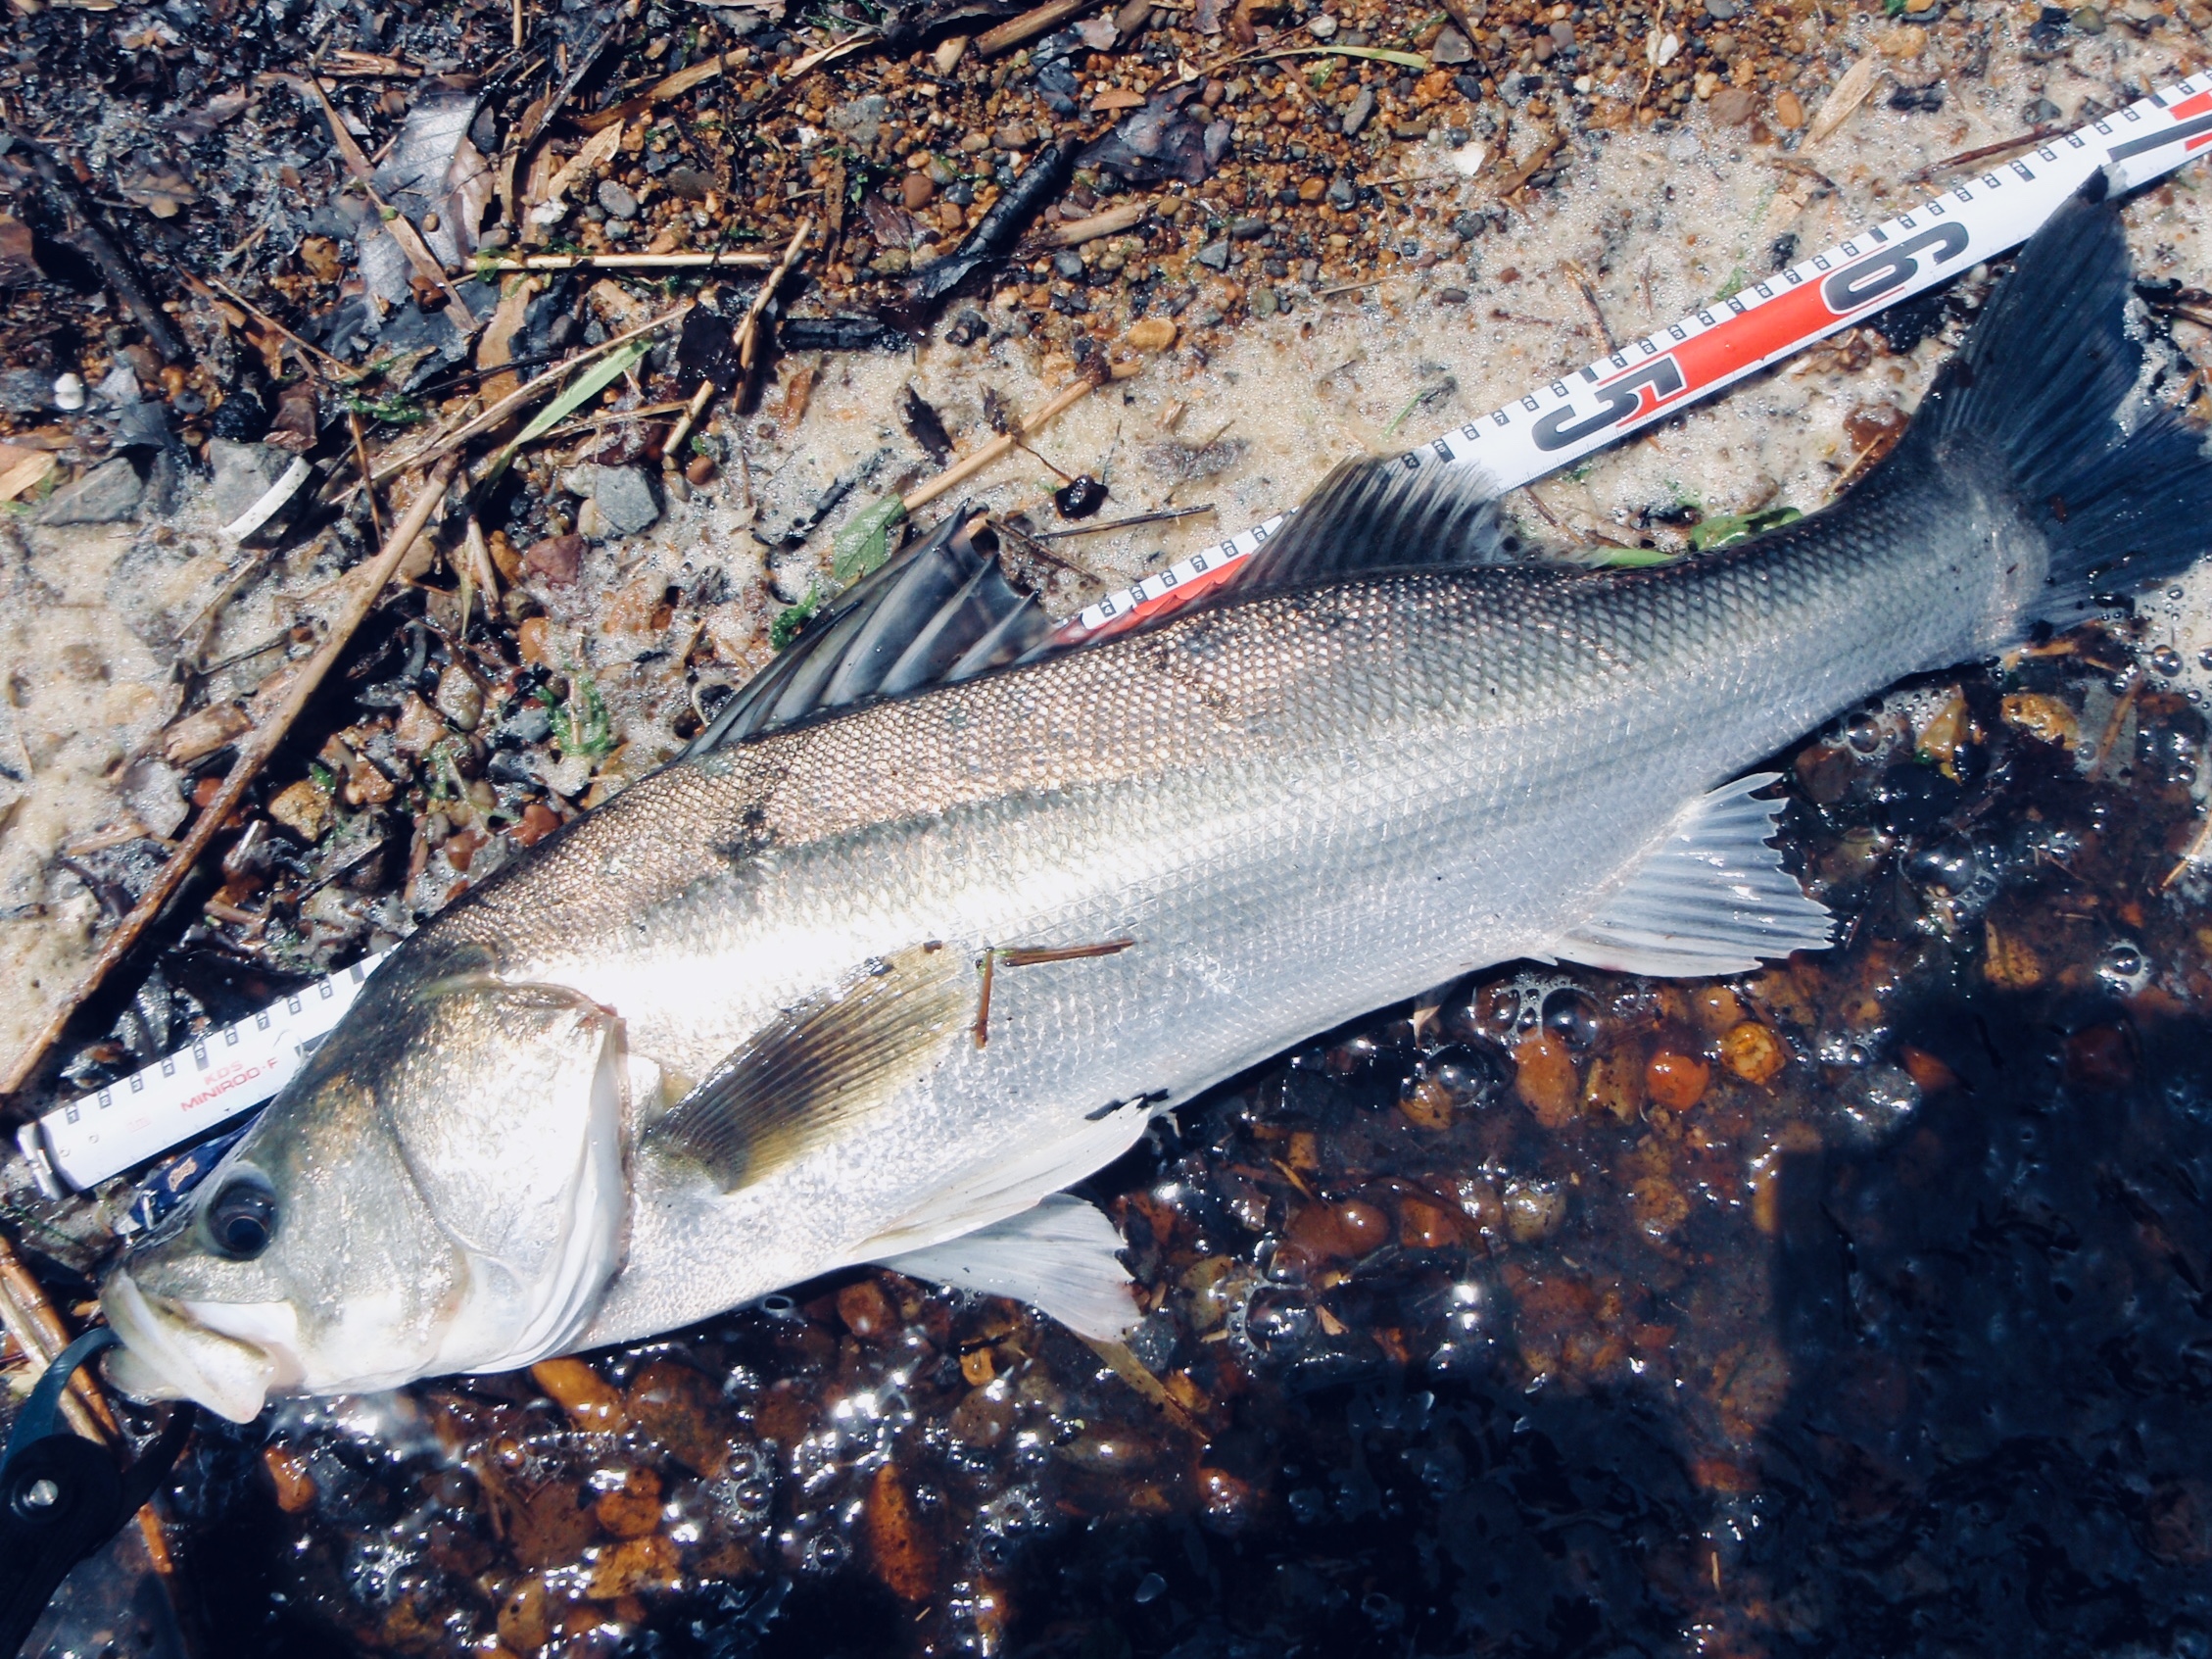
top-left (1546, 773), bottom-right (1833, 978)
top-left (873, 1195), bottom-right (1140, 1341)
top-left (643, 944), bottom-right (971, 1190)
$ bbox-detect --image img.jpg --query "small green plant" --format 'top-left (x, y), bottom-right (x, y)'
top-left (1689, 503), bottom-right (1803, 553)
top-left (343, 391), bottom-right (428, 426)
top-left (772, 591), bottom-right (823, 650)
top-left (546, 671), bottom-right (616, 762)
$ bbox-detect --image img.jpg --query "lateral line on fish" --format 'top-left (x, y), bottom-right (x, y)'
top-left (1053, 71), bottom-right (2212, 648)
top-left (22, 71), bottom-right (2212, 1199)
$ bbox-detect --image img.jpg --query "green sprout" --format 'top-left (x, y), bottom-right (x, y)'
top-left (1689, 503), bottom-right (1803, 553)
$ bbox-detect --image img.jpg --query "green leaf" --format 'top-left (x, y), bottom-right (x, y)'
top-left (1688, 504), bottom-right (1802, 553)
top-left (771, 590), bottom-right (823, 650)
top-left (830, 493), bottom-right (908, 584)
top-left (481, 338), bottom-right (652, 486)
top-left (1600, 547), bottom-right (1680, 567)
top-left (1267, 44), bottom-right (1433, 68)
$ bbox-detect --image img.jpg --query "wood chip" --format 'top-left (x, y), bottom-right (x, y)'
top-left (1804, 55), bottom-right (1884, 150)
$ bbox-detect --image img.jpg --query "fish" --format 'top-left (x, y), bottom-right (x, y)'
top-left (103, 179), bottom-right (2212, 1423)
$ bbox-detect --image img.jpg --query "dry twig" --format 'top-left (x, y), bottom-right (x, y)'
top-left (0, 455), bottom-right (460, 1100)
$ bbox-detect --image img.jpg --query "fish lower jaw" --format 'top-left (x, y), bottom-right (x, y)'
top-left (101, 1270), bottom-right (284, 1425)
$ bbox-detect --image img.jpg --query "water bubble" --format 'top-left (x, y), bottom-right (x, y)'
top-left (1234, 1285), bottom-right (1319, 1358)
top-left (1847, 713), bottom-right (1883, 754)
top-left (2151, 645), bottom-right (2184, 676)
top-left (2097, 940), bottom-right (2149, 994)
top-left (2199, 647), bottom-right (2212, 671)
top-left (1541, 988), bottom-right (1602, 1050)
top-left (1417, 1040), bottom-right (1514, 1105)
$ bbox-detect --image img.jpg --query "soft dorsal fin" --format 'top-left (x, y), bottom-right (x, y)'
top-left (871, 1195), bottom-right (1139, 1341)
top-left (1545, 773), bottom-right (1833, 978)
top-left (685, 512), bottom-right (1054, 753)
top-left (641, 943), bottom-right (972, 1190)
top-left (1219, 451), bottom-right (1540, 598)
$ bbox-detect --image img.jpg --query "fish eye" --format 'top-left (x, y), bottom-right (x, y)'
top-left (203, 1172), bottom-right (278, 1260)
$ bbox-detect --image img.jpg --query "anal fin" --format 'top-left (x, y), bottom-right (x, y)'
top-left (873, 1195), bottom-right (1139, 1341)
top-left (1547, 773), bottom-right (1832, 978)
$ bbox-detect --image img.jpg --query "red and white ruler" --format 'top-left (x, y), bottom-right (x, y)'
top-left (18, 73), bottom-right (2212, 1196)
top-left (1053, 72), bottom-right (2212, 645)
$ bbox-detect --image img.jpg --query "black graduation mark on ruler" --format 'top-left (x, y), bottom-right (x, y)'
top-left (2107, 112), bottom-right (2212, 164)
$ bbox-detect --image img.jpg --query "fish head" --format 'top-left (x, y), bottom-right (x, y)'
top-left (103, 966), bottom-right (631, 1423)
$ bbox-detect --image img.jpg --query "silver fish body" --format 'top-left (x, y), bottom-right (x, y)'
top-left (102, 185), bottom-right (2212, 1421)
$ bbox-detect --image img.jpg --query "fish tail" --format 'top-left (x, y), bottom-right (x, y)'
top-left (1902, 170), bottom-right (2212, 641)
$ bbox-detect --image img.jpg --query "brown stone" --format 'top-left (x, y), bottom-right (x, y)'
top-left (1709, 86), bottom-right (1758, 124)
top-left (267, 779), bottom-right (332, 843)
top-left (587, 1534), bottom-right (681, 1599)
top-left (1645, 1050), bottom-right (1712, 1111)
top-left (1773, 88), bottom-right (1805, 128)
top-left (901, 171), bottom-right (937, 210)
top-left (262, 1444), bottom-right (316, 1513)
top-left (1719, 1022), bottom-right (1786, 1085)
top-left (1982, 919), bottom-right (2045, 989)
top-left (593, 1468), bottom-right (663, 1538)
top-left (497, 1576), bottom-right (554, 1654)
top-left (626, 1359), bottom-right (738, 1477)
top-left (838, 1278), bottom-right (897, 1339)
top-left (863, 1462), bottom-right (941, 1601)
top-left (1513, 1034), bottom-right (1581, 1128)
top-left (523, 532), bottom-right (587, 585)
top-left (1999, 692), bottom-right (2080, 749)
top-left (1397, 1195), bottom-right (1463, 1249)
top-left (1582, 1050), bottom-right (1645, 1122)
top-left (1124, 317), bottom-right (1178, 353)
top-left (532, 1358), bottom-right (628, 1431)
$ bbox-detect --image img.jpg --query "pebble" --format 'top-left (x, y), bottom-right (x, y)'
top-left (1342, 86), bottom-right (1376, 136)
top-left (1197, 241), bottom-right (1230, 269)
top-left (1704, 0), bottom-right (1737, 14)
top-left (2070, 4), bottom-right (2103, 27)
top-left (1251, 287), bottom-right (1280, 317)
top-left (1773, 88), bottom-right (1805, 128)
top-left (1710, 87), bottom-right (1758, 124)
top-left (1326, 175), bottom-right (1358, 209)
top-left (902, 171), bottom-right (936, 210)
top-left (1513, 1034), bottom-right (1581, 1129)
top-left (52, 371), bottom-right (85, 412)
top-left (591, 465), bottom-right (661, 536)
top-left (208, 436), bottom-right (287, 526)
top-left (266, 779), bottom-right (331, 843)
top-left (1645, 1051), bottom-right (1711, 1111)
top-left (1720, 1022), bottom-right (1786, 1085)
top-left (1124, 317), bottom-right (1178, 352)
top-left (523, 532), bottom-right (586, 585)
top-left (1431, 24), bottom-right (1472, 61)
top-left (596, 178), bottom-right (640, 220)
top-left (36, 455), bottom-right (143, 525)
top-left (1308, 12), bottom-right (1337, 35)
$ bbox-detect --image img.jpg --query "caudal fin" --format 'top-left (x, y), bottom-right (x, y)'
top-left (1904, 171), bottom-right (2212, 637)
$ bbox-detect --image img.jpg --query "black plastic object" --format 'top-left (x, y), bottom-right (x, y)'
top-left (900, 141), bottom-right (1080, 315)
top-left (1, 1328), bottom-right (194, 1658)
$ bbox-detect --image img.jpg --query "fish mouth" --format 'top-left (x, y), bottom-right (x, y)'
top-left (102, 1269), bottom-right (287, 1424)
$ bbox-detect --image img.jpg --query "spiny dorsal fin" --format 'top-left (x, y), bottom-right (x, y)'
top-left (1219, 451), bottom-right (1542, 598)
top-left (684, 513), bottom-right (1053, 754)
top-left (641, 943), bottom-right (972, 1190)
top-left (871, 1195), bottom-right (1139, 1341)
top-left (1546, 773), bottom-right (1833, 978)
